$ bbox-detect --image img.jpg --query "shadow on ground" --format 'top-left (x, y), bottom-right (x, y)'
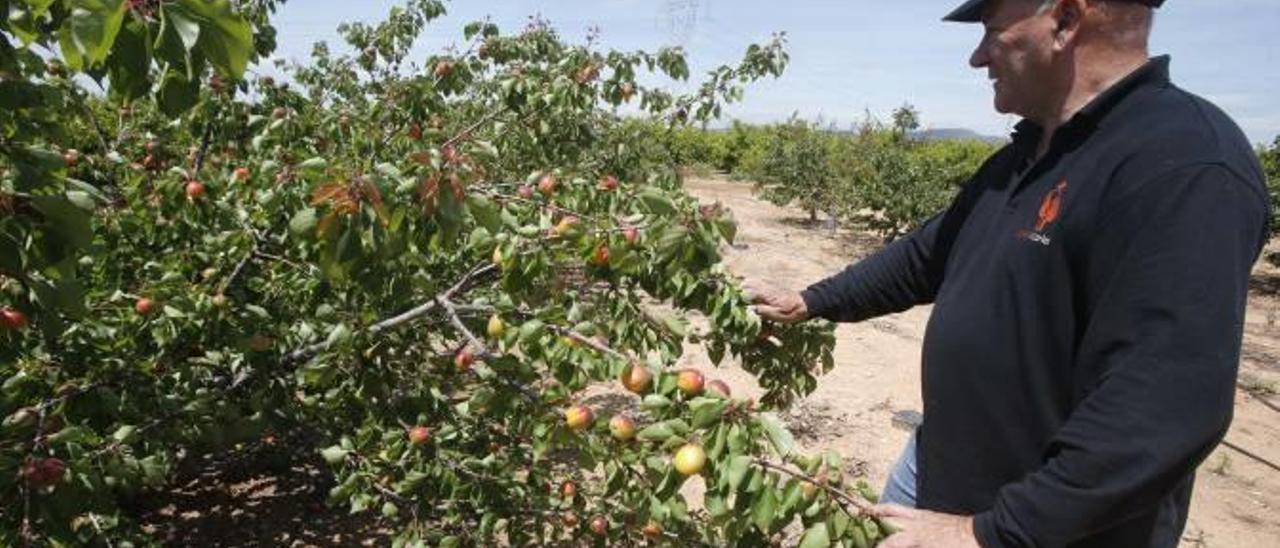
top-left (126, 438), bottom-right (391, 547)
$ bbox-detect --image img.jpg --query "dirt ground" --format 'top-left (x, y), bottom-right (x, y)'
top-left (680, 175), bottom-right (1280, 548)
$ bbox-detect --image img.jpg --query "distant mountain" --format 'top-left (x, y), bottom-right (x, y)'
top-left (912, 127), bottom-right (1007, 144)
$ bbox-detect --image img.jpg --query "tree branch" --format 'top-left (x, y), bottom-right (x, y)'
top-left (752, 459), bottom-right (873, 516)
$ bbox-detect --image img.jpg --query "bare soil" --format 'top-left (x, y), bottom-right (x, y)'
top-left (681, 175), bottom-right (1280, 548)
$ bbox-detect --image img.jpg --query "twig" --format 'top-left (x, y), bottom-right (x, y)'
top-left (752, 459), bottom-right (873, 515)
top-left (1241, 388), bottom-right (1280, 414)
top-left (1222, 439), bottom-right (1280, 474)
top-left (192, 114), bottom-right (215, 174)
top-left (284, 263), bottom-right (496, 364)
top-left (438, 297), bottom-right (490, 357)
top-left (441, 104), bottom-right (516, 150)
top-left (220, 230), bottom-right (265, 295)
top-left (548, 326), bottom-right (627, 361)
top-left (73, 89), bottom-right (111, 154)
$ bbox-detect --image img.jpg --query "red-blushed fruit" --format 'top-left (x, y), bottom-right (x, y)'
top-left (233, 167), bottom-right (251, 181)
top-left (63, 149), bottom-right (80, 168)
top-left (408, 123), bottom-right (423, 140)
top-left (564, 405), bottom-right (594, 431)
top-left (641, 520), bottom-right (663, 539)
top-left (272, 107), bottom-right (288, 120)
top-left (623, 226), bottom-right (640, 245)
top-left (591, 244), bottom-right (610, 266)
top-left (561, 511), bottom-right (579, 528)
top-left (407, 426), bottom-right (431, 446)
top-left (609, 415), bottom-right (636, 441)
top-left (134, 297), bottom-right (158, 317)
top-left (676, 369), bottom-right (705, 396)
top-left (517, 184), bottom-right (535, 199)
top-left (537, 174), bottom-right (558, 196)
top-left (598, 174), bottom-right (619, 191)
top-left (185, 180), bottom-right (206, 201)
top-left (145, 140), bottom-right (160, 154)
top-left (454, 349), bottom-right (476, 372)
top-left (1, 307), bottom-right (29, 330)
top-left (707, 380), bottom-right (731, 399)
top-left (590, 515), bottom-right (609, 537)
top-left (553, 215), bottom-right (579, 236)
top-left (560, 480), bottom-right (576, 499)
top-left (142, 154), bottom-right (159, 170)
top-left (434, 61), bottom-right (453, 78)
top-left (620, 82), bottom-right (636, 102)
top-left (800, 479), bottom-right (820, 501)
top-left (619, 362), bottom-right (653, 394)
top-left (22, 457), bottom-right (66, 489)
top-left (441, 144), bottom-right (462, 165)
top-left (673, 443), bottom-right (707, 476)
top-left (575, 64), bottom-right (599, 84)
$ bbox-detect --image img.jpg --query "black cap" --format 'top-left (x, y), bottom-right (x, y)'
top-left (943, 0), bottom-right (1166, 23)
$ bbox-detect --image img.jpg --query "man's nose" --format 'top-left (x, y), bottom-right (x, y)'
top-left (970, 41), bottom-right (989, 69)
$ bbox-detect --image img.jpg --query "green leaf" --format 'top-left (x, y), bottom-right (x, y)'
top-left (297, 157), bottom-right (328, 171)
top-left (636, 422), bottom-right (675, 442)
top-left (156, 69), bottom-right (199, 116)
top-left (517, 320), bottom-right (544, 343)
top-left (705, 492), bottom-right (729, 518)
top-left (30, 195), bottom-right (93, 251)
top-left (290, 208), bottom-right (318, 236)
top-left (751, 488), bottom-right (779, 533)
top-left (725, 455), bottom-right (752, 493)
top-left (164, 3), bottom-right (202, 51)
top-left (760, 413), bottom-right (795, 457)
top-left (320, 446), bottom-right (349, 465)
top-left (58, 0), bottom-right (129, 70)
top-left (798, 522), bottom-right (831, 548)
top-left (638, 188), bottom-right (677, 215)
top-left (111, 425), bottom-right (137, 444)
top-left (641, 394), bottom-right (672, 411)
top-left (467, 195), bottom-right (502, 232)
top-left (689, 397), bottom-right (729, 429)
top-left (170, 0), bottom-right (254, 78)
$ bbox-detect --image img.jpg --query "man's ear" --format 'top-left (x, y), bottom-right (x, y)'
top-left (1050, 0), bottom-right (1088, 49)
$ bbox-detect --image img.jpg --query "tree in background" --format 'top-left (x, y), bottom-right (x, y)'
top-left (752, 118), bottom-right (839, 222)
top-left (891, 103), bottom-right (920, 137)
top-left (1261, 137), bottom-right (1280, 265)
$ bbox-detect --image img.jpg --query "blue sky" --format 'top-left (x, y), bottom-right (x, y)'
top-left (267, 1), bottom-right (1280, 145)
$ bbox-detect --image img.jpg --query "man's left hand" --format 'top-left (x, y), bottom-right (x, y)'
top-left (871, 504), bottom-right (981, 548)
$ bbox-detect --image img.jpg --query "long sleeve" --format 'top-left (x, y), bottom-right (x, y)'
top-left (973, 164), bottom-right (1272, 547)
top-left (800, 182), bottom-right (978, 323)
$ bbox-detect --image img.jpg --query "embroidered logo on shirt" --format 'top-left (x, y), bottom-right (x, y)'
top-left (1017, 179), bottom-right (1068, 246)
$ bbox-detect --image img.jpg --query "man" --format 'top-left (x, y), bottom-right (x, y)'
top-left (748, 0), bottom-right (1272, 546)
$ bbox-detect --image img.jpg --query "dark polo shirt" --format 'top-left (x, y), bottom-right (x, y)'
top-left (801, 56), bottom-right (1272, 547)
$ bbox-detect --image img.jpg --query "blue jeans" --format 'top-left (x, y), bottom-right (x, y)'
top-left (880, 429), bottom-right (918, 507)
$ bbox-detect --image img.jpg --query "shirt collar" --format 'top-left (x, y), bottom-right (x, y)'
top-left (1011, 55), bottom-right (1172, 146)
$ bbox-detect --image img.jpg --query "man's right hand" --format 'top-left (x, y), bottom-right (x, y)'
top-left (744, 283), bottom-right (810, 324)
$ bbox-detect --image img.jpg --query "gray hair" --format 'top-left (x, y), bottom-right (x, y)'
top-left (1030, 0), bottom-right (1153, 48)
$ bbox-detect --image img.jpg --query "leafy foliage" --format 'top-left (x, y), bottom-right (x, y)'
top-left (1261, 137), bottom-right (1280, 265)
top-left (751, 118), bottom-right (840, 222)
top-left (0, 1), bottom-right (891, 545)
